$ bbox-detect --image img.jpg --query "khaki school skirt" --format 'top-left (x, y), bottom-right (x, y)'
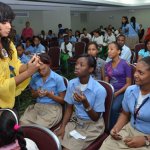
top-left (125, 35), bottom-right (139, 50)
top-left (20, 103), bottom-right (62, 128)
top-left (59, 115), bottom-right (105, 150)
top-left (100, 123), bottom-right (150, 150)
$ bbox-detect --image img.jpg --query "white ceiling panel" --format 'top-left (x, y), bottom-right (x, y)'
top-left (1, 0), bottom-right (150, 11)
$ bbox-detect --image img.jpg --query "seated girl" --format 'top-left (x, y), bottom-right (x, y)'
top-left (87, 42), bottom-right (106, 80)
top-left (16, 43), bottom-right (30, 64)
top-left (60, 35), bottom-right (73, 72)
top-left (105, 42), bottom-right (131, 129)
top-left (56, 54), bottom-right (107, 150)
top-left (20, 53), bottom-right (66, 128)
top-left (100, 56), bottom-right (150, 150)
top-left (0, 109), bottom-right (39, 150)
top-left (138, 40), bottom-right (150, 61)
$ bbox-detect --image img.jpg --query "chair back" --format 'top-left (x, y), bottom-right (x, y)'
top-left (130, 50), bottom-right (136, 64)
top-left (74, 42), bottom-right (86, 57)
top-left (63, 76), bottom-right (68, 88)
top-left (81, 38), bottom-right (90, 52)
top-left (134, 43), bottom-right (145, 62)
top-left (129, 63), bottom-right (136, 85)
top-left (98, 80), bottom-right (114, 133)
top-left (48, 47), bottom-right (61, 72)
top-left (22, 124), bottom-right (62, 150)
top-left (81, 38), bottom-right (90, 45)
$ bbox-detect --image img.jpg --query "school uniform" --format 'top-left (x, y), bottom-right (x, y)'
top-left (138, 49), bottom-right (150, 58)
top-left (100, 85), bottom-right (150, 150)
top-left (122, 23), bottom-right (139, 49)
top-left (60, 76), bottom-right (107, 150)
top-left (20, 70), bottom-right (66, 128)
top-left (23, 43), bottom-right (35, 54)
top-left (33, 44), bottom-right (46, 54)
top-left (18, 54), bottom-right (30, 64)
top-left (60, 42), bottom-right (73, 71)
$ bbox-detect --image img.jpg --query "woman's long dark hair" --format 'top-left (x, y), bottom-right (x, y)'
top-left (0, 2), bottom-right (15, 59)
top-left (130, 16), bottom-right (136, 30)
top-left (144, 39), bottom-right (150, 52)
top-left (122, 16), bottom-right (129, 27)
top-left (0, 110), bottom-right (27, 150)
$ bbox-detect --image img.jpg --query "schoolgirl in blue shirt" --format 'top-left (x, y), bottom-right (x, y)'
top-left (20, 53), bottom-right (66, 128)
top-left (56, 54), bottom-right (107, 150)
top-left (100, 56), bottom-right (150, 150)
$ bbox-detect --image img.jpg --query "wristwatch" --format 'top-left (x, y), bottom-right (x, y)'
top-left (144, 136), bottom-right (150, 147)
top-left (85, 106), bottom-right (92, 112)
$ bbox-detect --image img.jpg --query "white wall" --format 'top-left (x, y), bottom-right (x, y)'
top-left (13, 11), bottom-right (44, 35)
top-left (13, 7), bottom-right (71, 35)
top-left (13, 7), bottom-right (150, 36)
top-left (71, 8), bottom-right (150, 33)
top-left (42, 7), bottom-right (71, 35)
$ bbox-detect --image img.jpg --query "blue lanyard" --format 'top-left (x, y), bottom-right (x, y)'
top-left (134, 97), bottom-right (149, 125)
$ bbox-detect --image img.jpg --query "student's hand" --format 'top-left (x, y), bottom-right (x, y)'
top-left (37, 89), bottom-right (47, 97)
top-left (27, 55), bottom-right (40, 75)
top-left (46, 91), bottom-right (54, 98)
top-left (124, 136), bottom-right (145, 148)
top-left (114, 92), bottom-right (119, 98)
top-left (55, 126), bottom-right (65, 139)
top-left (110, 127), bottom-right (122, 140)
top-left (64, 49), bottom-right (69, 53)
top-left (73, 92), bottom-right (87, 103)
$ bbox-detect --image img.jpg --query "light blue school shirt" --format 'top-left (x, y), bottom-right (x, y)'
top-left (122, 85), bottom-right (150, 134)
top-left (128, 23), bottom-right (139, 37)
top-left (69, 36), bottom-right (77, 43)
top-left (130, 22), bottom-right (140, 34)
top-left (19, 54), bottom-right (30, 64)
top-left (138, 49), bottom-right (150, 58)
top-left (30, 70), bottom-right (66, 104)
top-left (23, 43), bottom-right (35, 54)
top-left (122, 24), bottom-right (130, 36)
top-left (34, 43), bottom-right (46, 53)
top-left (64, 76), bottom-right (107, 120)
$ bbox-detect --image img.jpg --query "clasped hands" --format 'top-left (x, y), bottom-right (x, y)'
top-left (110, 128), bottom-right (146, 148)
top-left (73, 91), bottom-right (87, 103)
top-left (37, 89), bottom-right (54, 98)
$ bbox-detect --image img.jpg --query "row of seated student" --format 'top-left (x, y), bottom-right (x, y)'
top-left (1, 54), bottom-right (150, 150)
top-left (14, 24), bottom-right (150, 67)
top-left (12, 16), bottom-right (150, 51)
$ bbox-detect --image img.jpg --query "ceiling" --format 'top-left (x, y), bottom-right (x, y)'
top-left (1, 0), bottom-right (150, 11)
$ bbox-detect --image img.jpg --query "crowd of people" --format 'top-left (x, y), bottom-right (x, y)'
top-left (0, 1), bottom-right (150, 150)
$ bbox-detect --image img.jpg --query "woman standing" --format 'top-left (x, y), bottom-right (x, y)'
top-left (121, 16), bottom-right (139, 49)
top-left (0, 2), bottom-right (40, 109)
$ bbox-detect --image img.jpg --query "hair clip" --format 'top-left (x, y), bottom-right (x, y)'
top-left (14, 124), bottom-right (20, 131)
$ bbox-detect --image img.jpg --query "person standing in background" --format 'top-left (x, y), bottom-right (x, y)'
top-left (21, 21), bottom-right (34, 42)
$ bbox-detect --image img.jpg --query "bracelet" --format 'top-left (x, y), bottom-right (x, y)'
top-left (85, 106), bottom-right (92, 112)
top-left (144, 136), bottom-right (150, 146)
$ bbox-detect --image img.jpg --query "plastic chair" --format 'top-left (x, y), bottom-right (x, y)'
top-left (48, 47), bottom-right (61, 73)
top-left (21, 124), bottom-right (62, 150)
top-left (85, 80), bottom-right (114, 150)
top-left (134, 43), bottom-right (145, 63)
